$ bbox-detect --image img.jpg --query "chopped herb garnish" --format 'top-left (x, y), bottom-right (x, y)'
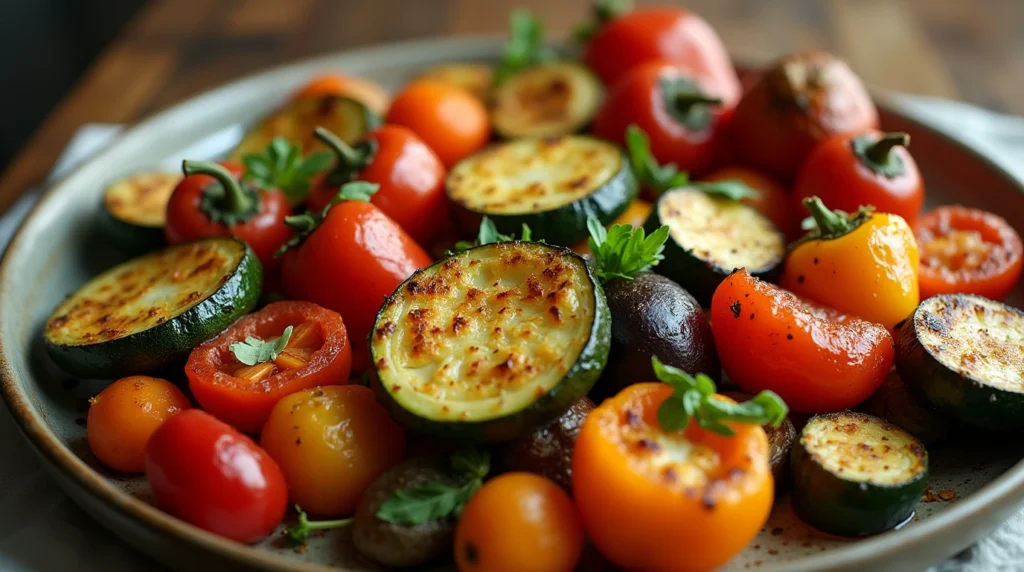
top-left (493, 9), bottom-right (557, 85)
top-left (451, 217), bottom-right (535, 254)
top-left (376, 448), bottom-right (490, 525)
top-left (625, 124), bottom-right (690, 195)
top-left (242, 137), bottom-right (333, 202)
top-left (586, 215), bottom-right (670, 282)
top-left (229, 325), bottom-right (293, 366)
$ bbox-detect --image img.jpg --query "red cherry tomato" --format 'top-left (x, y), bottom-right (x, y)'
top-left (186, 301), bottom-right (352, 433)
top-left (795, 131), bottom-right (924, 228)
top-left (281, 197), bottom-right (432, 369)
top-left (164, 161), bottom-right (292, 270)
top-left (593, 61), bottom-right (732, 177)
top-left (731, 52), bottom-right (878, 181)
top-left (704, 166), bottom-right (799, 241)
top-left (306, 126), bottom-right (450, 244)
top-left (144, 409), bottom-right (288, 543)
top-left (583, 6), bottom-right (740, 106)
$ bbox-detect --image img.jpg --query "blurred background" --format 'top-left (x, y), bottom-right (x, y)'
top-left (1, 0), bottom-right (1022, 206)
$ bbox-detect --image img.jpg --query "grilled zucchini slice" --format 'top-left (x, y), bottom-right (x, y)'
top-left (44, 237), bottom-right (261, 378)
top-left (491, 62), bottom-right (602, 139)
top-left (99, 171), bottom-right (180, 252)
top-left (646, 187), bottom-right (785, 305)
top-left (791, 412), bottom-right (928, 537)
top-left (416, 62), bottom-right (494, 102)
top-left (896, 294), bottom-right (1024, 429)
top-left (370, 241), bottom-right (610, 442)
top-left (446, 136), bottom-right (637, 246)
top-left (228, 95), bottom-right (379, 161)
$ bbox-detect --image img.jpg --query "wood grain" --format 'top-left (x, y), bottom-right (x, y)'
top-left (2, 0), bottom-right (1021, 216)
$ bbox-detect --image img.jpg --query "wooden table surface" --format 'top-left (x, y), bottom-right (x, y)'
top-left (2, 0), bottom-right (1022, 215)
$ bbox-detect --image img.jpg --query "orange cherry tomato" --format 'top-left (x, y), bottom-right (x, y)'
top-left (261, 385), bottom-right (406, 516)
top-left (281, 199), bottom-right (432, 368)
top-left (454, 473), bottom-right (584, 572)
top-left (86, 376), bottom-right (191, 473)
top-left (593, 61), bottom-right (732, 177)
top-left (794, 131), bottom-right (924, 228)
top-left (186, 301), bottom-right (352, 433)
top-left (385, 80), bottom-right (489, 168)
top-left (583, 6), bottom-right (740, 106)
top-left (306, 125), bottom-right (450, 244)
top-left (916, 206), bottom-right (1024, 301)
top-left (292, 73), bottom-right (390, 116)
top-left (732, 52), bottom-right (878, 181)
top-left (703, 166), bottom-right (799, 240)
top-left (711, 270), bottom-right (893, 413)
top-left (573, 383), bottom-right (773, 572)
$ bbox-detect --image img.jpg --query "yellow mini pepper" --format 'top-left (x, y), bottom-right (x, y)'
top-left (780, 196), bottom-right (919, 330)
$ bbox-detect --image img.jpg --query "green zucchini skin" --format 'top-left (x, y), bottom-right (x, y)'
top-left (790, 412), bottom-right (928, 537)
top-left (44, 238), bottom-right (262, 379)
top-left (369, 242), bottom-right (611, 443)
top-left (97, 171), bottom-right (179, 253)
top-left (97, 208), bottom-right (165, 253)
top-left (895, 294), bottom-right (1024, 429)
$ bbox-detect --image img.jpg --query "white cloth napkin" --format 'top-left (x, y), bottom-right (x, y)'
top-left (2, 97), bottom-right (1024, 571)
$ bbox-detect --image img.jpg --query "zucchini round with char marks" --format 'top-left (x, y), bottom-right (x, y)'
top-left (370, 241), bottom-right (610, 443)
top-left (446, 136), bottom-right (637, 247)
top-left (791, 412), bottom-right (928, 537)
top-left (99, 171), bottom-right (180, 252)
top-left (491, 62), bottom-right (602, 139)
top-left (415, 62), bottom-right (494, 102)
top-left (896, 294), bottom-right (1024, 429)
top-left (44, 237), bottom-right (262, 379)
top-left (646, 187), bottom-right (785, 305)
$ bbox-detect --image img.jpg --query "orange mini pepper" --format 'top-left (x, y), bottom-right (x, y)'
top-left (781, 197), bottom-right (919, 330)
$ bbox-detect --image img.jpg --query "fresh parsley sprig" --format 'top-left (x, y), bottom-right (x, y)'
top-left (653, 356), bottom-right (788, 436)
top-left (451, 217), bottom-right (534, 254)
top-left (586, 216), bottom-right (670, 282)
top-left (493, 9), bottom-right (557, 85)
top-left (283, 505), bottom-right (351, 547)
top-left (572, 0), bottom-right (633, 44)
top-left (376, 448), bottom-right (490, 525)
top-left (229, 326), bottom-right (293, 366)
top-left (242, 137), bottom-right (333, 202)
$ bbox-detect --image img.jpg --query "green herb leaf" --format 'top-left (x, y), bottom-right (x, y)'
top-left (690, 179), bottom-right (758, 201)
top-left (494, 9), bottom-right (557, 85)
top-left (652, 356), bottom-right (789, 436)
top-left (625, 125), bottom-right (690, 195)
top-left (333, 181), bottom-right (379, 204)
top-left (450, 447), bottom-right (490, 479)
top-left (586, 214), bottom-right (669, 282)
top-left (377, 448), bottom-right (490, 525)
top-left (451, 217), bottom-right (536, 254)
top-left (242, 137), bottom-right (333, 201)
top-left (229, 326), bottom-right (293, 366)
top-left (572, 0), bottom-right (633, 44)
top-left (283, 505), bottom-right (352, 547)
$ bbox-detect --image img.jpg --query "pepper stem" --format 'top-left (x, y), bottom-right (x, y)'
top-left (674, 92), bottom-right (724, 115)
top-left (314, 126), bottom-right (363, 167)
top-left (182, 160), bottom-right (254, 214)
top-left (802, 196), bottom-right (851, 236)
top-left (864, 132), bottom-right (910, 165)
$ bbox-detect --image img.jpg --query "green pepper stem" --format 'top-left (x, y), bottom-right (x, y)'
top-left (305, 517), bottom-right (352, 531)
top-left (802, 196), bottom-right (850, 236)
top-left (182, 160), bottom-right (254, 214)
top-left (674, 92), bottom-right (724, 115)
top-left (314, 126), bottom-right (362, 167)
top-left (864, 132), bottom-right (910, 165)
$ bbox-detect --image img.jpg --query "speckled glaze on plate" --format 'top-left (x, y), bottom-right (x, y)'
top-left (3, 37), bottom-right (1024, 572)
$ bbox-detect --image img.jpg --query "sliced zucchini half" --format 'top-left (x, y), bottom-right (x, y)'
top-left (44, 237), bottom-right (262, 379)
top-left (491, 62), bottom-right (602, 139)
top-left (228, 95), bottom-right (380, 161)
top-left (99, 171), bottom-right (180, 252)
top-left (369, 241), bottom-right (610, 442)
top-left (791, 412), bottom-right (928, 537)
top-left (646, 187), bottom-right (785, 305)
top-left (416, 62), bottom-right (494, 102)
top-left (446, 136), bottom-right (637, 246)
top-left (896, 294), bottom-right (1024, 429)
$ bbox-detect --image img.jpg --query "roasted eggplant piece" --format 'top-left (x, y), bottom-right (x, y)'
top-left (496, 397), bottom-right (595, 493)
top-left (723, 391), bottom-right (796, 489)
top-left (861, 370), bottom-right (952, 445)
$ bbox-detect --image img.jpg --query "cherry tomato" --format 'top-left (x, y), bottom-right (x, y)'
top-left (583, 6), bottom-right (740, 107)
top-left (711, 270), bottom-right (893, 413)
top-left (703, 166), bottom-right (799, 240)
top-left (165, 160), bottom-right (292, 270)
top-left (261, 385), bottom-right (406, 515)
top-left (281, 198), bottom-right (432, 369)
top-left (86, 376), bottom-right (191, 473)
top-left (306, 125), bottom-right (450, 243)
top-left (186, 301), bottom-right (352, 433)
top-left (454, 473), bottom-right (583, 572)
top-left (731, 52), bottom-right (878, 181)
top-left (292, 73), bottom-right (390, 116)
top-left (145, 409), bottom-right (288, 543)
top-left (573, 384), bottom-right (773, 572)
top-left (385, 80), bottom-right (490, 168)
top-left (916, 206), bottom-right (1024, 301)
top-left (795, 131), bottom-right (924, 228)
top-left (593, 61), bottom-right (732, 177)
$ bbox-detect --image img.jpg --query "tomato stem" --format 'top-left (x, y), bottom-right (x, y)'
top-left (803, 196), bottom-right (852, 236)
top-left (661, 76), bottom-right (721, 131)
top-left (183, 160), bottom-right (256, 218)
top-left (865, 132), bottom-right (910, 164)
top-left (284, 505), bottom-right (352, 546)
top-left (314, 127), bottom-right (362, 166)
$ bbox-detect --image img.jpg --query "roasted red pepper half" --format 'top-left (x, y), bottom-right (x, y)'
top-left (306, 125), bottom-right (450, 244)
top-left (711, 269), bottom-right (894, 413)
top-left (186, 300), bottom-right (352, 432)
top-left (916, 206), bottom-right (1023, 301)
top-left (795, 131), bottom-right (924, 228)
top-left (165, 160), bottom-right (293, 270)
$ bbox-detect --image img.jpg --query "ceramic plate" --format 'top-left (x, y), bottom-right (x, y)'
top-left (3, 37), bottom-right (1024, 572)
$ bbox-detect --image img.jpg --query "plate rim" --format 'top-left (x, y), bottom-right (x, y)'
top-left (3, 34), bottom-right (1024, 572)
